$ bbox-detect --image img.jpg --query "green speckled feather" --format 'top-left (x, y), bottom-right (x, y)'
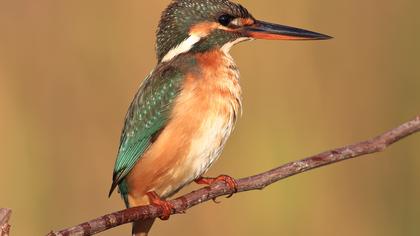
top-left (109, 66), bottom-right (184, 203)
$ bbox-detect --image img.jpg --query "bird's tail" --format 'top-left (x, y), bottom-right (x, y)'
top-left (132, 218), bottom-right (156, 236)
top-left (129, 196), bottom-right (155, 236)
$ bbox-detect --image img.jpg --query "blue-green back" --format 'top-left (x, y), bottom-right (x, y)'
top-left (109, 66), bottom-right (184, 205)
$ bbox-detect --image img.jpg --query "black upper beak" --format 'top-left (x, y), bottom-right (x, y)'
top-left (243, 20), bottom-right (332, 40)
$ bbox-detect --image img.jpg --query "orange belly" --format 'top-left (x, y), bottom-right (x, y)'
top-left (126, 50), bottom-right (241, 206)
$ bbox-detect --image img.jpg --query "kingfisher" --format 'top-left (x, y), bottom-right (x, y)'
top-left (109, 0), bottom-right (331, 235)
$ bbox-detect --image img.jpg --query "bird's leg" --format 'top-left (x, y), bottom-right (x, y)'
top-left (146, 191), bottom-right (174, 220)
top-left (194, 175), bottom-right (238, 198)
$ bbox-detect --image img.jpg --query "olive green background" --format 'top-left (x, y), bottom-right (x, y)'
top-left (0, 0), bottom-right (419, 235)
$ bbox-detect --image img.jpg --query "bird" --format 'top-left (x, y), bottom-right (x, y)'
top-left (108, 0), bottom-right (331, 235)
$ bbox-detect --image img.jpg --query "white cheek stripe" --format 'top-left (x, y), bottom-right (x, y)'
top-left (161, 34), bottom-right (201, 63)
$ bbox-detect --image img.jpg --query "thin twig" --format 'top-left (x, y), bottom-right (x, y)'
top-left (0, 208), bottom-right (11, 236)
top-left (47, 115), bottom-right (420, 236)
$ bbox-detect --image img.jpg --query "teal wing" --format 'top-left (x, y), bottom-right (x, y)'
top-left (109, 67), bottom-right (183, 198)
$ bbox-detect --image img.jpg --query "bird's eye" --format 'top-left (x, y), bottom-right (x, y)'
top-left (218, 14), bottom-right (235, 26)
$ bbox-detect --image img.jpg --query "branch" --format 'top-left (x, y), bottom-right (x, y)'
top-left (48, 116), bottom-right (420, 236)
top-left (0, 208), bottom-right (11, 236)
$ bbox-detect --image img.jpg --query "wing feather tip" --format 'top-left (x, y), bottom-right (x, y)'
top-left (108, 169), bottom-right (125, 197)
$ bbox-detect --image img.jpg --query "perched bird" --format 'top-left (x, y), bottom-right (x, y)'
top-left (109, 0), bottom-right (331, 235)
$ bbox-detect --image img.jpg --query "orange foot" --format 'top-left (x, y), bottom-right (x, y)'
top-left (146, 191), bottom-right (174, 220)
top-left (195, 175), bottom-right (238, 198)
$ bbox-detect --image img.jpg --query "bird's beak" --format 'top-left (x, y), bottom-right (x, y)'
top-left (243, 20), bottom-right (332, 40)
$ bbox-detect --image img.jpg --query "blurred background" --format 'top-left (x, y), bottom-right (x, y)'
top-left (0, 0), bottom-right (419, 235)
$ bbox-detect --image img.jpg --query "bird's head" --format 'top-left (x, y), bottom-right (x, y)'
top-left (156, 0), bottom-right (331, 63)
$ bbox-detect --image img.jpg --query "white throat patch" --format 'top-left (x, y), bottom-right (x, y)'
top-left (161, 34), bottom-right (201, 63)
top-left (221, 37), bottom-right (251, 54)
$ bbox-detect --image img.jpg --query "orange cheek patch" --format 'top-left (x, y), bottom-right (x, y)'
top-left (241, 18), bottom-right (255, 26)
top-left (196, 50), bottom-right (223, 69)
top-left (190, 22), bottom-right (219, 37)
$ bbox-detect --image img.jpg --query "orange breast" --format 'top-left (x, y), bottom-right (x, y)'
top-left (126, 50), bottom-right (242, 207)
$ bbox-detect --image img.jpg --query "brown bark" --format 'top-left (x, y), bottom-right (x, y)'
top-left (47, 116), bottom-right (420, 236)
top-left (0, 208), bottom-right (11, 236)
